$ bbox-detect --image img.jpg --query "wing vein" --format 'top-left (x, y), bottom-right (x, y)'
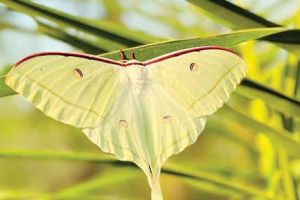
top-left (190, 61), bottom-right (241, 111)
top-left (16, 70), bottom-right (101, 117)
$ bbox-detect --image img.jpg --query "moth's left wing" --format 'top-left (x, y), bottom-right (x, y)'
top-left (146, 46), bottom-right (247, 117)
top-left (6, 52), bottom-right (123, 128)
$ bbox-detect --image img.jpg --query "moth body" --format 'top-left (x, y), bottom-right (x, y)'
top-left (121, 62), bottom-right (149, 96)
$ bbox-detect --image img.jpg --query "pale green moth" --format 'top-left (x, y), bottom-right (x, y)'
top-left (5, 46), bottom-right (247, 200)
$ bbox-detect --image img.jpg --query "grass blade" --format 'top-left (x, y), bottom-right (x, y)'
top-left (0, 0), bottom-right (154, 47)
top-left (187, 0), bottom-right (279, 29)
top-left (278, 149), bottom-right (298, 200)
top-left (219, 106), bottom-right (300, 159)
top-left (0, 149), bottom-right (116, 163)
top-left (186, 0), bottom-right (300, 55)
top-left (0, 149), bottom-right (275, 199)
top-left (37, 22), bottom-right (107, 54)
top-left (239, 79), bottom-right (300, 117)
top-left (0, 65), bottom-right (16, 97)
top-left (101, 27), bottom-right (292, 60)
top-left (56, 168), bottom-right (138, 197)
top-left (163, 163), bottom-right (275, 199)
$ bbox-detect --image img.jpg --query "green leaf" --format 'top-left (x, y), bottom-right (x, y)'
top-left (0, 191), bottom-right (44, 200)
top-left (0, 65), bottom-right (16, 97)
top-left (238, 79), bottom-right (300, 117)
top-left (0, 0), bottom-right (154, 47)
top-left (187, 0), bottom-right (279, 29)
top-left (0, 190), bottom-right (126, 200)
top-left (187, 0), bottom-right (300, 56)
top-left (261, 30), bottom-right (300, 54)
top-left (163, 163), bottom-right (274, 199)
top-left (0, 149), bottom-right (274, 199)
top-left (278, 149), bottom-right (297, 200)
top-left (0, 21), bottom-right (26, 32)
top-left (101, 27), bottom-right (293, 61)
top-left (56, 168), bottom-right (138, 197)
top-left (37, 22), bottom-right (107, 54)
top-left (207, 119), bottom-right (257, 156)
top-left (295, 62), bottom-right (300, 99)
top-left (0, 149), bottom-right (115, 163)
top-left (219, 106), bottom-right (300, 159)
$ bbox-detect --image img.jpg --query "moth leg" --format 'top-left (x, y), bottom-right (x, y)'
top-left (119, 50), bottom-right (127, 61)
top-left (130, 52), bottom-right (136, 60)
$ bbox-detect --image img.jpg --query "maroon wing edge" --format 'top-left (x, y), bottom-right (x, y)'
top-left (14, 46), bottom-right (239, 68)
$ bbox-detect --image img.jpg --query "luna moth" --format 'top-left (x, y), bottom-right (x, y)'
top-left (5, 46), bottom-right (247, 200)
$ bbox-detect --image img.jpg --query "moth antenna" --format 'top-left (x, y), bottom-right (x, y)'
top-left (130, 52), bottom-right (136, 60)
top-left (119, 50), bottom-right (127, 61)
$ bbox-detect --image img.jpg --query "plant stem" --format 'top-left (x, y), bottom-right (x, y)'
top-left (146, 166), bottom-right (164, 200)
top-left (150, 174), bottom-right (163, 200)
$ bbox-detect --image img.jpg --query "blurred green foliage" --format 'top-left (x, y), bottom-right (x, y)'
top-left (0, 0), bottom-right (300, 199)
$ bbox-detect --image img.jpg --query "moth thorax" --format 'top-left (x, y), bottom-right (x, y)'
top-left (126, 66), bottom-right (147, 94)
